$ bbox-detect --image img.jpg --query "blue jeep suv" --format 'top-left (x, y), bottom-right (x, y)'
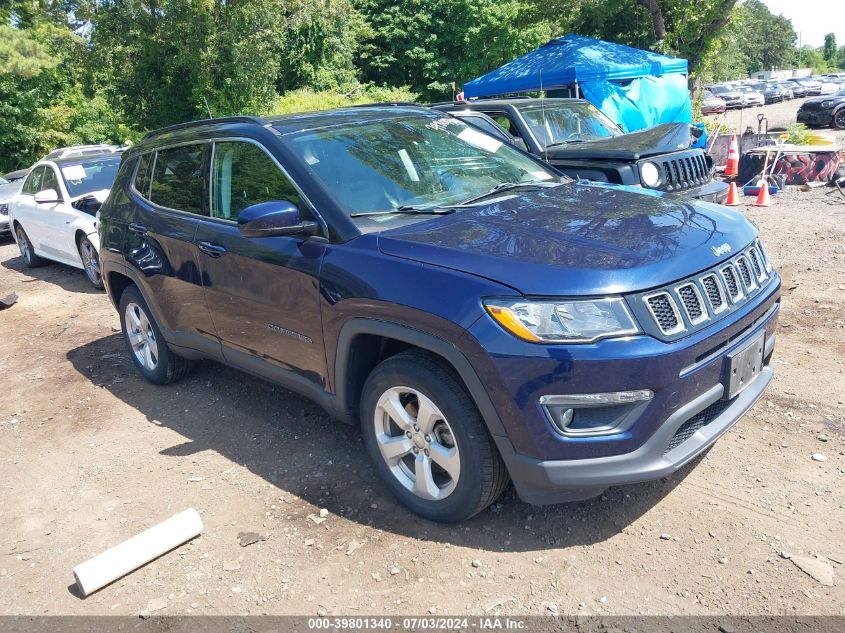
top-left (97, 106), bottom-right (780, 522)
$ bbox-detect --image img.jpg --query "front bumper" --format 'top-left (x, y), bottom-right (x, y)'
top-left (680, 178), bottom-right (730, 203)
top-left (470, 274), bottom-right (779, 505)
top-left (501, 365), bottom-right (772, 504)
top-left (797, 109), bottom-right (833, 126)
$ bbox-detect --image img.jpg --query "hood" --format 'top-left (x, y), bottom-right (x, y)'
top-left (377, 183), bottom-right (757, 296)
top-left (543, 123), bottom-right (694, 160)
top-left (801, 93), bottom-right (845, 106)
top-left (0, 181), bottom-right (22, 204)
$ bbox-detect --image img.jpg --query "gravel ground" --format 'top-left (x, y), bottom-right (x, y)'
top-left (0, 166), bottom-right (844, 617)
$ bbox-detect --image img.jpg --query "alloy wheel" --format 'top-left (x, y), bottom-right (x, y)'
top-left (373, 386), bottom-right (460, 501)
top-left (125, 302), bottom-right (159, 371)
top-left (834, 110), bottom-right (845, 130)
top-left (16, 226), bottom-right (30, 264)
top-left (79, 238), bottom-right (101, 286)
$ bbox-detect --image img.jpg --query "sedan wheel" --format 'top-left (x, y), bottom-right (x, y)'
top-left (16, 225), bottom-right (31, 264)
top-left (373, 386), bottom-right (461, 501)
top-left (78, 236), bottom-right (103, 289)
top-left (834, 109), bottom-right (845, 130)
top-left (125, 301), bottom-right (159, 372)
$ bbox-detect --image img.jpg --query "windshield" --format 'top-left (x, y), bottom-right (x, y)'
top-left (58, 156), bottom-right (121, 198)
top-left (517, 103), bottom-right (622, 148)
top-left (286, 114), bottom-right (556, 221)
top-left (0, 177), bottom-right (8, 185)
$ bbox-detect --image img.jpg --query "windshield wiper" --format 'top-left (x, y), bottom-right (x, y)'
top-left (545, 139), bottom-right (588, 148)
top-left (350, 205), bottom-right (456, 218)
top-left (456, 180), bottom-right (560, 206)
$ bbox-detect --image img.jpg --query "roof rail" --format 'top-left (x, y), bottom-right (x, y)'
top-left (141, 116), bottom-right (266, 141)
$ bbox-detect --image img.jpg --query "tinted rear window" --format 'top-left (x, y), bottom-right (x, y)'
top-left (150, 144), bottom-right (208, 215)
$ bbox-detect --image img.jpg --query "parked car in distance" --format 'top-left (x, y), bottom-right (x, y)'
top-left (9, 152), bottom-right (121, 288)
top-left (97, 109), bottom-right (779, 522)
top-left (784, 80), bottom-right (809, 98)
top-left (797, 89), bottom-right (845, 129)
top-left (794, 79), bottom-right (822, 95)
top-left (41, 144), bottom-right (121, 161)
top-left (3, 168), bottom-right (30, 183)
top-left (0, 175), bottom-right (22, 235)
top-left (707, 85), bottom-right (747, 109)
top-left (701, 90), bottom-right (727, 115)
top-left (750, 83), bottom-right (784, 104)
top-left (818, 80), bottom-right (840, 95)
top-left (773, 82), bottom-right (794, 99)
top-left (734, 85), bottom-right (765, 107)
top-left (432, 98), bottom-right (728, 203)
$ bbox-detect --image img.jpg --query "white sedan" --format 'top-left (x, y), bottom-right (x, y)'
top-left (8, 153), bottom-right (121, 289)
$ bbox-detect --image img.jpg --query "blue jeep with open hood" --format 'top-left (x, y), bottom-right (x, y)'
top-left (97, 105), bottom-right (779, 522)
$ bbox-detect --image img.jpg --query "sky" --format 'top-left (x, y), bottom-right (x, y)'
top-left (761, 0), bottom-right (845, 49)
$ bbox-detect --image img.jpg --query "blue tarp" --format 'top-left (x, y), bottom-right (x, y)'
top-left (463, 35), bottom-right (692, 132)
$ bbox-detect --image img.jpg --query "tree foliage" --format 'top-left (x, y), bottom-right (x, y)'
top-left (0, 0), bottom-right (843, 173)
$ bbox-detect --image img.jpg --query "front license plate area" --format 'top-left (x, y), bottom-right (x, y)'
top-left (725, 333), bottom-right (765, 399)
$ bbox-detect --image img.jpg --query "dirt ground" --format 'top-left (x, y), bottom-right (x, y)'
top-left (1, 173), bottom-right (844, 617)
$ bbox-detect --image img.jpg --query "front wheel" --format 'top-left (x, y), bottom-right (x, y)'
top-left (77, 235), bottom-right (104, 289)
top-left (833, 109), bottom-right (845, 130)
top-left (360, 350), bottom-right (509, 522)
top-left (118, 285), bottom-right (192, 385)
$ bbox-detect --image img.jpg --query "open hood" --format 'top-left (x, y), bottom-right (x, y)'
top-left (377, 182), bottom-right (757, 296)
top-left (542, 123), bottom-right (695, 161)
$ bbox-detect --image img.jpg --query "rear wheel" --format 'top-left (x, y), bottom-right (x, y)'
top-left (360, 350), bottom-right (509, 522)
top-left (15, 224), bottom-right (46, 268)
top-left (119, 285), bottom-right (192, 385)
top-left (77, 235), bottom-right (103, 289)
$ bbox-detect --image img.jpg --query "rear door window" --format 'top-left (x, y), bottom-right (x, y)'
top-left (134, 153), bottom-right (153, 199)
top-left (149, 144), bottom-right (209, 215)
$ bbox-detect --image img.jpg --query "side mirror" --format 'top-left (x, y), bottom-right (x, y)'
top-left (510, 136), bottom-right (528, 151)
top-left (34, 188), bottom-right (60, 204)
top-left (237, 200), bottom-right (320, 238)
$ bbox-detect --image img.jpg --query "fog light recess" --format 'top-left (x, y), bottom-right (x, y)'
top-left (540, 390), bottom-right (653, 438)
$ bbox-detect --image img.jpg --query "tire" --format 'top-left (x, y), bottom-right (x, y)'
top-left (118, 285), bottom-right (192, 385)
top-left (833, 108), bottom-right (845, 131)
top-left (14, 224), bottom-right (47, 268)
top-left (360, 350), bottom-right (509, 522)
top-left (77, 235), bottom-right (104, 289)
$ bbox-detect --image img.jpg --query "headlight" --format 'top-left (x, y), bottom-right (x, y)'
top-left (821, 100), bottom-right (834, 109)
top-left (484, 298), bottom-right (640, 343)
top-left (640, 161), bottom-right (661, 188)
top-left (0, 204), bottom-right (8, 216)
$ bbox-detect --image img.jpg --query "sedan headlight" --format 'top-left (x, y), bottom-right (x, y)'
top-left (821, 100), bottom-right (835, 109)
top-left (0, 203), bottom-right (8, 216)
top-left (640, 161), bottom-right (661, 188)
top-left (484, 298), bottom-right (640, 343)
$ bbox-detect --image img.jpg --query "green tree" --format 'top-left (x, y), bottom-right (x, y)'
top-left (823, 33), bottom-right (837, 62)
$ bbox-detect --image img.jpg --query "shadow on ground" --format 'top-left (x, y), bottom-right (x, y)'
top-left (1, 248), bottom-right (101, 296)
top-left (66, 333), bottom-right (699, 553)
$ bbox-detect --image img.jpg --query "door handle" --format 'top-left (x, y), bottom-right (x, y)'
top-left (128, 223), bottom-right (149, 235)
top-left (197, 241), bottom-right (227, 257)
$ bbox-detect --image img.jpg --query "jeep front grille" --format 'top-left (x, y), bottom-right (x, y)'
top-left (659, 151), bottom-right (710, 192)
top-left (637, 243), bottom-right (776, 339)
top-left (700, 274), bottom-right (726, 314)
top-left (645, 292), bottom-right (684, 335)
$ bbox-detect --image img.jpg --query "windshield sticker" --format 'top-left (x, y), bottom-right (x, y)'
top-left (457, 127), bottom-right (502, 153)
top-left (61, 164), bottom-right (86, 181)
top-left (532, 170), bottom-right (554, 181)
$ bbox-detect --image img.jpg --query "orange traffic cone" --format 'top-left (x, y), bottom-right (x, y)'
top-left (752, 178), bottom-right (771, 207)
top-left (724, 134), bottom-right (739, 177)
top-left (724, 181), bottom-right (740, 206)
